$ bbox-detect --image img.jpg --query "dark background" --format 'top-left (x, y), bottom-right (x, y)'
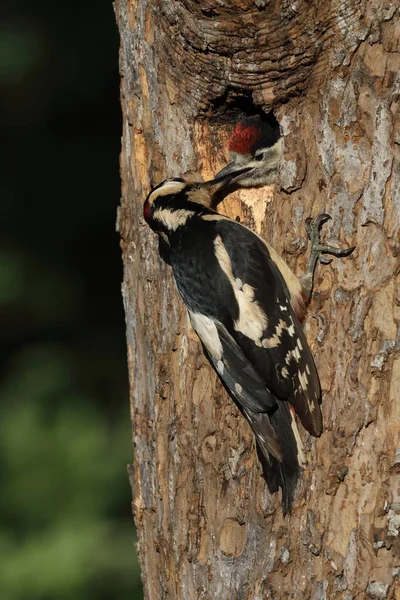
top-left (1, 1), bottom-right (143, 598)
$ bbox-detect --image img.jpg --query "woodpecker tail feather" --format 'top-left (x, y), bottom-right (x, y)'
top-left (270, 403), bottom-right (304, 513)
top-left (247, 402), bottom-right (304, 514)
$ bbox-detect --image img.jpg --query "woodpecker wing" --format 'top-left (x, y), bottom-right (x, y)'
top-left (189, 313), bottom-right (282, 461)
top-left (191, 314), bottom-right (302, 511)
top-left (190, 316), bottom-right (277, 414)
top-left (212, 218), bottom-right (322, 436)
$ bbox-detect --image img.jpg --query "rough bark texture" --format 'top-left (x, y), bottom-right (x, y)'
top-left (116, 1), bottom-right (400, 598)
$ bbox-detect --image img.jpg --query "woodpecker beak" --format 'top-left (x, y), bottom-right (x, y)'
top-left (206, 164), bottom-right (254, 191)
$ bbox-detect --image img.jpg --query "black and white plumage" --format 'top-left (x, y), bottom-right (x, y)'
top-left (144, 174), bottom-right (323, 512)
top-left (214, 115), bottom-right (283, 188)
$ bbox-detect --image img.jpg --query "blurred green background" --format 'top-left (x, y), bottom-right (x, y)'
top-left (0, 1), bottom-right (143, 598)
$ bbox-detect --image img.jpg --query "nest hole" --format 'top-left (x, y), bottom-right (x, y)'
top-left (205, 87), bottom-right (279, 130)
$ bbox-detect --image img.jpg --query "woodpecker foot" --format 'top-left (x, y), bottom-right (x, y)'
top-left (300, 213), bottom-right (355, 302)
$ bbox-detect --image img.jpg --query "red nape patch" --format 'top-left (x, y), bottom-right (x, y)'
top-left (143, 199), bottom-right (151, 222)
top-left (228, 123), bottom-right (260, 154)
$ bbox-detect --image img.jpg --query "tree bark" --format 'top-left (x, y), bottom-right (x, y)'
top-left (116, 1), bottom-right (400, 598)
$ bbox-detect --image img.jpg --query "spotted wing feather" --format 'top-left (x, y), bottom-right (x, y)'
top-left (215, 219), bottom-right (322, 436)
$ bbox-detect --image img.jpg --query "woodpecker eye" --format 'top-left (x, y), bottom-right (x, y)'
top-left (255, 153), bottom-right (264, 162)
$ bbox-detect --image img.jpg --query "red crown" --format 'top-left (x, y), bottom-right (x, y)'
top-left (228, 122), bottom-right (261, 154)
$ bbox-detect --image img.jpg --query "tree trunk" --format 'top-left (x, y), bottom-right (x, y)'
top-left (116, 1), bottom-right (400, 598)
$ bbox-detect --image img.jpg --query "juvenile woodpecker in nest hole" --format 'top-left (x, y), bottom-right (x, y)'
top-left (143, 169), bottom-right (354, 512)
top-left (215, 115), bottom-right (282, 188)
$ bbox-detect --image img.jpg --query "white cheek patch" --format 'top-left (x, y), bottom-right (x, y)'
top-left (230, 152), bottom-right (251, 166)
top-left (189, 312), bottom-right (223, 360)
top-left (153, 208), bottom-right (194, 231)
top-left (213, 236), bottom-right (268, 343)
top-left (261, 138), bottom-right (283, 168)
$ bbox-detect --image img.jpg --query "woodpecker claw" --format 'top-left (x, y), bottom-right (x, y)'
top-left (319, 256), bottom-right (333, 265)
top-left (300, 213), bottom-right (355, 302)
top-left (305, 213), bottom-right (331, 236)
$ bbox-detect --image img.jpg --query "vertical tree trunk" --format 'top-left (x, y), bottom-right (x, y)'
top-left (116, 1), bottom-right (399, 598)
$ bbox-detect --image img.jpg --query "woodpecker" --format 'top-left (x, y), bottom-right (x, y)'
top-left (143, 171), bottom-right (353, 512)
top-left (215, 115), bottom-right (283, 188)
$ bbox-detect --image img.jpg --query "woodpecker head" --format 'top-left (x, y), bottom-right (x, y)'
top-left (215, 115), bottom-right (282, 188)
top-left (144, 167), bottom-right (253, 236)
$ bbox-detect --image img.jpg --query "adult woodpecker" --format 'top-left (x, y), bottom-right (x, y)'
top-left (215, 114), bottom-right (283, 188)
top-left (143, 171), bottom-right (353, 512)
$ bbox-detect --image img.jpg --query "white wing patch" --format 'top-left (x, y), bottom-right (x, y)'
top-left (189, 312), bottom-right (223, 360)
top-left (213, 235), bottom-right (268, 344)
